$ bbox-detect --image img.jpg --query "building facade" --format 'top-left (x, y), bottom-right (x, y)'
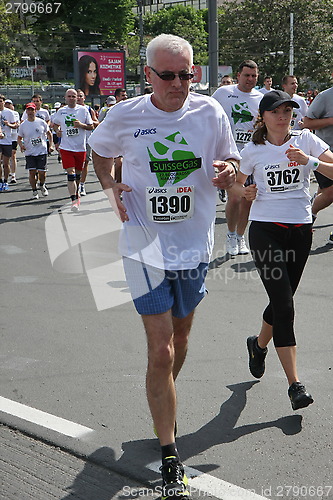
top-left (134, 0), bottom-right (225, 14)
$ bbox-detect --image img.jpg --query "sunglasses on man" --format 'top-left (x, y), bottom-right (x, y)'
top-left (150, 67), bottom-right (194, 81)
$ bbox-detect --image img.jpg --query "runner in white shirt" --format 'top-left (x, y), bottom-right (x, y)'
top-left (52, 89), bottom-right (93, 211)
top-left (259, 75), bottom-right (275, 94)
top-left (21, 94), bottom-right (50, 124)
top-left (282, 75), bottom-right (308, 130)
top-left (4, 99), bottom-right (20, 184)
top-left (212, 60), bottom-right (263, 256)
top-left (76, 89), bottom-right (99, 196)
top-left (18, 102), bottom-right (53, 199)
top-left (0, 94), bottom-right (18, 192)
top-left (231, 90), bottom-right (333, 411)
top-left (50, 102), bottom-right (63, 163)
top-left (217, 75), bottom-right (234, 201)
top-left (89, 34), bottom-right (239, 498)
top-left (219, 74), bottom-right (233, 86)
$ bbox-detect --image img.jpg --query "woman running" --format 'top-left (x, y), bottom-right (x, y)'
top-left (233, 90), bottom-right (333, 410)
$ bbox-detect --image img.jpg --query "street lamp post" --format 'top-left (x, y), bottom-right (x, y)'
top-left (22, 55), bottom-right (33, 93)
top-left (289, 13), bottom-right (294, 74)
top-left (137, 0), bottom-right (145, 95)
top-left (208, 0), bottom-right (219, 93)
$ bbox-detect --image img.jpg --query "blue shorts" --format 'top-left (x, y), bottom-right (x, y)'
top-left (123, 258), bottom-right (208, 318)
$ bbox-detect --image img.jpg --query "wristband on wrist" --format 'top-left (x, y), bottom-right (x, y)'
top-left (306, 156), bottom-right (320, 170)
top-left (229, 161), bottom-right (238, 174)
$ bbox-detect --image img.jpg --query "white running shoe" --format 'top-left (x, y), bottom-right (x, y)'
top-left (226, 233), bottom-right (238, 256)
top-left (237, 235), bottom-right (250, 254)
top-left (79, 183), bottom-right (86, 196)
top-left (32, 190), bottom-right (39, 199)
top-left (218, 189), bottom-right (227, 202)
top-left (41, 185), bottom-right (49, 196)
top-left (71, 200), bottom-right (80, 212)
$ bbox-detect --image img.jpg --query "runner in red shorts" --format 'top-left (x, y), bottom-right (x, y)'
top-left (52, 89), bottom-right (93, 211)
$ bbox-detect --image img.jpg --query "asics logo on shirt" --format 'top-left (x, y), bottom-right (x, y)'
top-left (148, 187), bottom-right (167, 194)
top-left (134, 128), bottom-right (157, 138)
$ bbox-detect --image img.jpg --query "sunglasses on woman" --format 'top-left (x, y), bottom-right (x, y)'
top-left (150, 67), bottom-right (194, 81)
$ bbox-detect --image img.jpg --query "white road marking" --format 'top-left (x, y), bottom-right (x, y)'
top-left (0, 245), bottom-right (26, 255)
top-left (0, 396), bottom-right (94, 439)
top-left (147, 460), bottom-right (269, 500)
top-left (13, 276), bottom-right (38, 283)
top-left (0, 396), bottom-right (268, 498)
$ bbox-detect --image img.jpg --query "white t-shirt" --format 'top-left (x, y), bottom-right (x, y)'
top-left (89, 93), bottom-right (240, 270)
top-left (50, 111), bottom-right (57, 125)
top-left (11, 111), bottom-right (20, 141)
top-left (212, 84), bottom-right (263, 151)
top-left (290, 94), bottom-right (308, 130)
top-left (240, 129), bottom-right (329, 223)
top-left (18, 117), bottom-right (49, 156)
top-left (259, 87), bottom-right (275, 94)
top-left (82, 104), bottom-right (93, 139)
top-left (0, 108), bottom-right (16, 145)
top-left (53, 105), bottom-right (93, 152)
top-left (21, 108), bottom-right (50, 123)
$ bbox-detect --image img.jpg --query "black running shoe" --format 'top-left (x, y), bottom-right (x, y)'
top-left (247, 336), bottom-right (267, 378)
top-left (288, 382), bottom-right (314, 410)
top-left (160, 456), bottom-right (189, 500)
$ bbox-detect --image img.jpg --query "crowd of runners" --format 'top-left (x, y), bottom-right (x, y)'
top-left (1, 34), bottom-right (333, 500)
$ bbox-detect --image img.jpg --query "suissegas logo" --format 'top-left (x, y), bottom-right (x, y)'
top-left (134, 128), bottom-right (157, 138)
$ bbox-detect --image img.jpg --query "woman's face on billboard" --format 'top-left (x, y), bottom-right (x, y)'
top-left (86, 62), bottom-right (97, 86)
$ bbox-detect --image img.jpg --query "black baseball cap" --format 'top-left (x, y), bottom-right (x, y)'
top-left (259, 90), bottom-right (300, 115)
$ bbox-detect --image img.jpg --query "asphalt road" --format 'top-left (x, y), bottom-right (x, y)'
top-left (1, 152), bottom-right (332, 500)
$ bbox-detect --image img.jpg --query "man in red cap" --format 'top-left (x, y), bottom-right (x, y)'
top-left (17, 103), bottom-right (53, 199)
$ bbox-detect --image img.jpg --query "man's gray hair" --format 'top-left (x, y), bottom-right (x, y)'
top-left (146, 34), bottom-right (193, 67)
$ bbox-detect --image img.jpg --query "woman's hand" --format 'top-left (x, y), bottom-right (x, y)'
top-left (244, 183), bottom-right (257, 201)
top-left (285, 144), bottom-right (309, 165)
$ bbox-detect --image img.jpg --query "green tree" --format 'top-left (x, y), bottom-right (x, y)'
top-left (219, 0), bottom-right (333, 89)
top-left (143, 6), bottom-right (208, 65)
top-left (26, 0), bottom-right (135, 75)
top-left (0, 1), bottom-right (21, 81)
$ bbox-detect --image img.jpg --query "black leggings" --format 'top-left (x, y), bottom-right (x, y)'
top-left (249, 221), bottom-right (313, 348)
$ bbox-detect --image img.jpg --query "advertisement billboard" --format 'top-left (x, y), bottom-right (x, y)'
top-left (73, 49), bottom-right (126, 97)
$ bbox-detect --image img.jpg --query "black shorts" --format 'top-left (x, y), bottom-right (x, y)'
top-left (25, 154), bottom-right (48, 171)
top-left (53, 133), bottom-right (59, 145)
top-left (0, 144), bottom-right (12, 158)
top-left (314, 170), bottom-right (333, 189)
top-left (12, 141), bottom-right (17, 151)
